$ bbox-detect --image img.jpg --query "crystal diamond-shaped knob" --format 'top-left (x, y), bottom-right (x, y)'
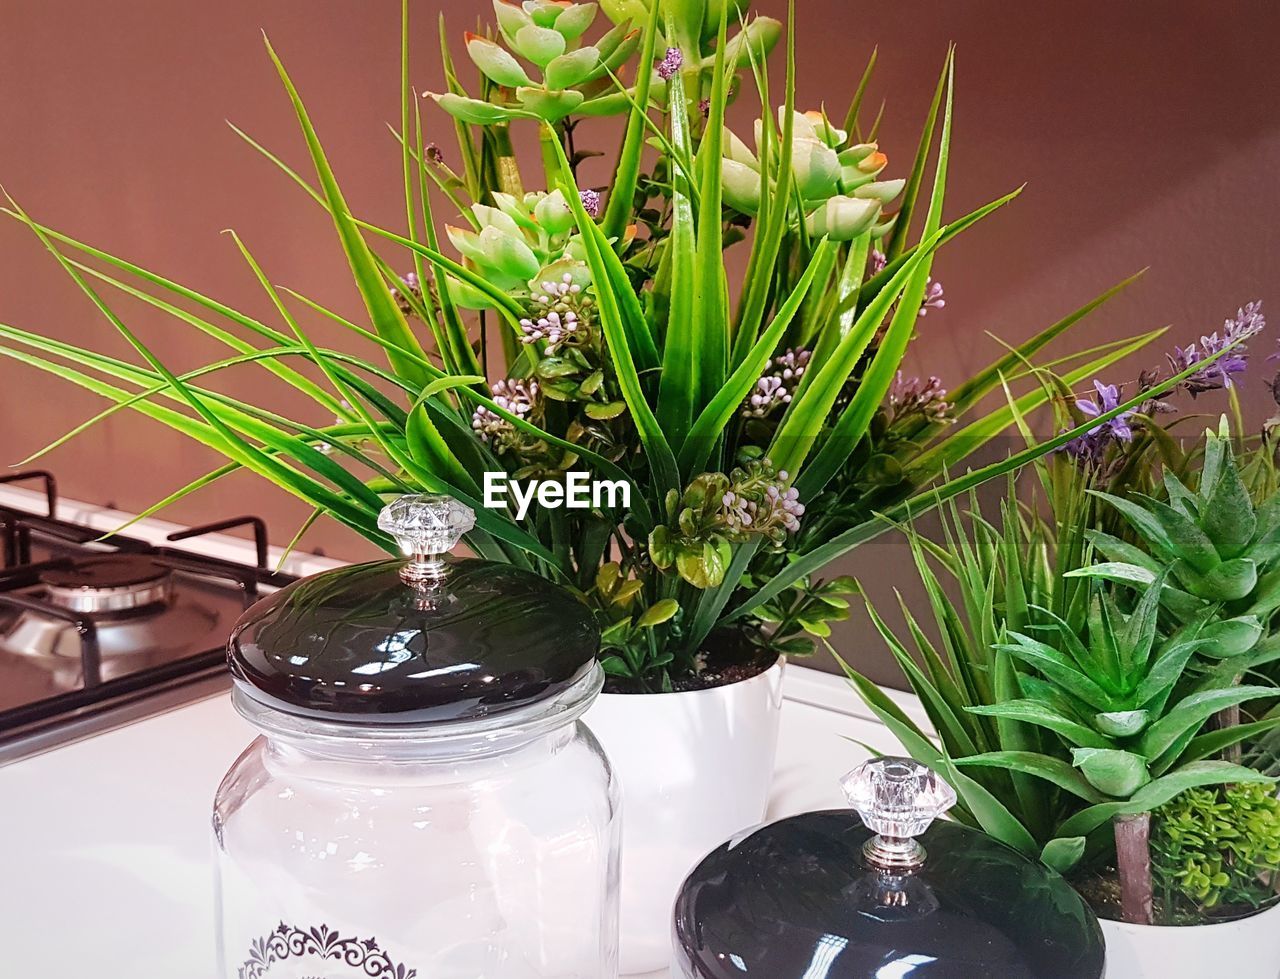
top-left (377, 494), bottom-right (475, 586)
top-left (841, 757), bottom-right (956, 871)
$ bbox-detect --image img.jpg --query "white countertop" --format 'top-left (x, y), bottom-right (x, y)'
top-left (0, 484), bottom-right (923, 977)
top-left (0, 667), bottom-right (918, 978)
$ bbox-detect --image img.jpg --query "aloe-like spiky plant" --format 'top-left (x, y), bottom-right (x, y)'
top-left (0, 1), bottom-right (1202, 690)
top-left (1082, 419), bottom-right (1280, 666)
top-left (957, 573), bottom-right (1275, 926)
top-left (851, 400), bottom-right (1280, 927)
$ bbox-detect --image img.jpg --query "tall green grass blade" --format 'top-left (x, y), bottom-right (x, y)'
top-left (884, 47), bottom-right (950, 260)
top-left (601, 0), bottom-right (661, 242)
top-left (729, 0), bottom-right (797, 368)
top-left (656, 13), bottom-right (699, 446)
top-left (263, 35), bottom-right (430, 388)
top-left (681, 238), bottom-right (833, 476)
top-left (692, 3), bottom-right (731, 409)
top-left (726, 332), bottom-right (1249, 621)
top-left (773, 231), bottom-right (942, 479)
top-left (0, 333), bottom-right (389, 545)
top-left (67, 256), bottom-right (352, 422)
top-left (438, 13), bottom-right (482, 200)
top-left (544, 124), bottom-right (679, 495)
top-left (797, 53), bottom-right (954, 496)
top-left (842, 46), bottom-right (878, 137)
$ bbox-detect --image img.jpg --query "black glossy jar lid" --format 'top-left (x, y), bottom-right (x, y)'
top-left (672, 758), bottom-right (1105, 979)
top-left (228, 494), bottom-right (599, 725)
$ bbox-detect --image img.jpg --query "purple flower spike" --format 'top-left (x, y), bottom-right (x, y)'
top-left (1078, 380), bottom-right (1133, 440)
top-left (1170, 300), bottom-right (1264, 397)
top-left (887, 372), bottom-right (953, 424)
top-left (869, 249), bottom-right (888, 275)
top-left (1062, 379), bottom-right (1135, 464)
top-left (657, 47), bottom-right (683, 81)
top-left (579, 188), bottom-right (602, 218)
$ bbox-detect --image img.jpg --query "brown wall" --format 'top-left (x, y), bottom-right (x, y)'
top-left (2, 1), bottom-right (1278, 683)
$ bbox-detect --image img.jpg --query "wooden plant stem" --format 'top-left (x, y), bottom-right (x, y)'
top-left (1212, 703), bottom-right (1243, 764)
top-left (1114, 813), bottom-right (1154, 926)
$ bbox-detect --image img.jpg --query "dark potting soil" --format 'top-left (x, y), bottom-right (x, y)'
top-left (601, 638), bottom-right (776, 695)
top-left (1072, 867), bottom-right (1274, 926)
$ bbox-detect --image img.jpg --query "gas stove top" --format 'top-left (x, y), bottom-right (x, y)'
top-left (0, 471), bottom-right (295, 763)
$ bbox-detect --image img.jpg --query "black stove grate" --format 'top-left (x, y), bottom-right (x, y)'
top-left (0, 472), bottom-right (298, 761)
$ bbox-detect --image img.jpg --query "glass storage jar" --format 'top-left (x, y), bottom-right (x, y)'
top-left (213, 495), bottom-right (620, 979)
top-left (672, 757), bottom-right (1105, 979)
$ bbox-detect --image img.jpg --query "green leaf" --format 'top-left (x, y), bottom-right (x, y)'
top-left (1182, 557), bottom-right (1258, 602)
top-left (676, 537), bottom-right (732, 588)
top-left (545, 47), bottom-right (600, 89)
top-left (430, 91), bottom-right (520, 125)
top-left (956, 751), bottom-right (1109, 804)
top-left (692, 1), bottom-right (731, 411)
top-left (637, 598), bottom-right (680, 628)
top-left (1137, 685), bottom-right (1277, 761)
top-left (1132, 639), bottom-right (1204, 710)
top-left (263, 36), bottom-right (431, 389)
top-left (515, 87), bottom-right (585, 121)
top-left (966, 701), bottom-right (1111, 750)
top-left (1118, 569), bottom-right (1164, 675)
top-left (883, 46), bottom-right (949, 260)
top-left (543, 124), bottom-right (678, 495)
top-left (728, 0), bottom-right (798, 367)
top-left (1183, 717), bottom-right (1280, 765)
top-left (1057, 761), bottom-right (1274, 838)
top-left (466, 32), bottom-right (535, 88)
top-left (1071, 747), bottom-right (1150, 797)
top-left (1202, 442), bottom-right (1256, 558)
top-left (1083, 530), bottom-right (1163, 575)
top-left (681, 238), bottom-right (834, 476)
top-left (1087, 490), bottom-right (1176, 557)
top-left (1196, 615), bottom-right (1264, 659)
top-left (601, 0), bottom-right (661, 241)
top-left (514, 23), bottom-right (566, 66)
top-left (655, 31), bottom-right (700, 446)
top-left (1040, 837), bottom-right (1087, 874)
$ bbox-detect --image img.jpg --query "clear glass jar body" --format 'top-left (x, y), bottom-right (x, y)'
top-left (213, 669), bottom-right (619, 979)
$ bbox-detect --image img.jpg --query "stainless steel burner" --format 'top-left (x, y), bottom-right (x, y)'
top-left (39, 555), bottom-right (174, 614)
top-left (0, 481), bottom-right (294, 764)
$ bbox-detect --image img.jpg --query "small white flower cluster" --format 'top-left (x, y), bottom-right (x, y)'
top-left (919, 278), bottom-right (946, 317)
top-left (519, 274), bottom-right (588, 352)
top-left (722, 469), bottom-right (805, 535)
top-left (743, 348), bottom-right (811, 418)
top-left (472, 378), bottom-right (539, 443)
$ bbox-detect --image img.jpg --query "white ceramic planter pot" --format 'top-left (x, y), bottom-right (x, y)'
top-left (1101, 902), bottom-right (1280, 978)
top-left (583, 657), bottom-right (785, 975)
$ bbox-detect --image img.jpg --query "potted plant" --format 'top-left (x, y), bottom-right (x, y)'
top-left (850, 349), bottom-right (1280, 978)
top-left (0, 1), bottom-right (1219, 970)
